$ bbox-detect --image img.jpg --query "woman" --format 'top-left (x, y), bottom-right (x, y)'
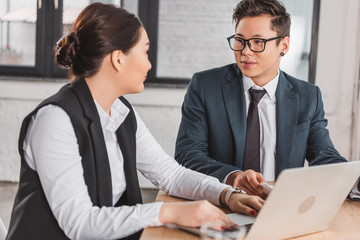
top-left (6, 3), bottom-right (264, 240)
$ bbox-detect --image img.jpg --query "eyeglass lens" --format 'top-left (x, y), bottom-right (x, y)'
top-left (229, 38), bottom-right (265, 52)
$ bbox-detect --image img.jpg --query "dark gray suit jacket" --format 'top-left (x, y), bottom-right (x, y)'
top-left (175, 64), bottom-right (346, 181)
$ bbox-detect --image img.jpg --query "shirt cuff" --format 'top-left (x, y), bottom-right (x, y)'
top-left (208, 183), bottom-right (231, 206)
top-left (222, 170), bottom-right (242, 184)
top-left (137, 202), bottom-right (164, 227)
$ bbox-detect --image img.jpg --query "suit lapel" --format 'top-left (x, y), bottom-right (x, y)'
top-left (275, 72), bottom-right (298, 178)
top-left (222, 65), bottom-right (247, 168)
top-left (71, 79), bottom-right (113, 206)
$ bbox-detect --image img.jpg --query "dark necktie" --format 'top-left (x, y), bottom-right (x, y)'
top-left (243, 88), bottom-right (266, 172)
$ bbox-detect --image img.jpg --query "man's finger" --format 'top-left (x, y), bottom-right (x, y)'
top-left (256, 172), bottom-right (265, 183)
top-left (245, 174), bottom-right (263, 195)
top-left (239, 185), bottom-right (256, 195)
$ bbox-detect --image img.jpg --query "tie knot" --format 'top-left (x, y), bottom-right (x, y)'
top-left (248, 88), bottom-right (266, 103)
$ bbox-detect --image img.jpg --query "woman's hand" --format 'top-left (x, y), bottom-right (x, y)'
top-left (226, 170), bottom-right (266, 198)
top-left (159, 200), bottom-right (236, 230)
top-left (227, 193), bottom-right (265, 216)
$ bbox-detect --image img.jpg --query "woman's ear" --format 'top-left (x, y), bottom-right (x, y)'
top-left (110, 50), bottom-right (126, 72)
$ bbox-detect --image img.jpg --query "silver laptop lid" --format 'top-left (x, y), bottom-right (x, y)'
top-left (246, 161), bottom-right (360, 240)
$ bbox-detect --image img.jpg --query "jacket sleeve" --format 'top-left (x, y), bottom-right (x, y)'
top-left (175, 73), bottom-right (240, 182)
top-left (306, 86), bottom-right (347, 165)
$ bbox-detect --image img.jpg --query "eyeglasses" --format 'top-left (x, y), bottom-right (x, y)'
top-left (227, 35), bottom-right (284, 53)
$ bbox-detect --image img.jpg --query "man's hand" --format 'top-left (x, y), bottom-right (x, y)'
top-left (226, 170), bottom-right (266, 198)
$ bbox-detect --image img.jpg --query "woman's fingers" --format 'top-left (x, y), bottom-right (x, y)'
top-left (228, 194), bottom-right (265, 216)
top-left (196, 201), bottom-right (235, 229)
top-left (160, 200), bottom-right (236, 230)
top-left (159, 194), bottom-right (265, 231)
top-left (242, 195), bottom-right (264, 211)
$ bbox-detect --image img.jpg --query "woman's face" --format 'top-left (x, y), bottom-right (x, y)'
top-left (119, 27), bottom-right (152, 94)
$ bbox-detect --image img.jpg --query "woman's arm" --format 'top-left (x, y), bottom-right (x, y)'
top-left (134, 110), bottom-right (264, 218)
top-left (134, 109), bottom-right (226, 204)
top-left (24, 105), bottom-right (164, 239)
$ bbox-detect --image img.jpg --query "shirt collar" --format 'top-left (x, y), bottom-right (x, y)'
top-left (242, 71), bottom-right (279, 101)
top-left (94, 98), bottom-right (130, 132)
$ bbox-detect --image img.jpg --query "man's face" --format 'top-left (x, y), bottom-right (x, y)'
top-left (234, 15), bottom-right (289, 86)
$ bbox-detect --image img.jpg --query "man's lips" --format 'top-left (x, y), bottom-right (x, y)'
top-left (241, 60), bottom-right (256, 68)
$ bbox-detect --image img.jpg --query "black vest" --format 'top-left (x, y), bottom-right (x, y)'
top-left (6, 79), bottom-right (143, 240)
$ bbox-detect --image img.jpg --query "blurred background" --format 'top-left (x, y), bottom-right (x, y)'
top-left (0, 0), bottom-right (359, 227)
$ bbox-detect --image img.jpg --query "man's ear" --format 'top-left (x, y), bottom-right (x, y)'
top-left (110, 50), bottom-right (126, 72)
top-left (281, 36), bottom-right (290, 55)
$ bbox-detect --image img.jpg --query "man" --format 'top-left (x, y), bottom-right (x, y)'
top-left (175, 0), bottom-right (347, 197)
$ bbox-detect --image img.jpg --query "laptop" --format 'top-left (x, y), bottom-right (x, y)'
top-left (176, 161), bottom-right (360, 240)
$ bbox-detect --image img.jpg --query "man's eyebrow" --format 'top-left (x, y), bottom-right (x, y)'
top-left (251, 34), bottom-right (264, 38)
top-left (235, 33), bottom-right (264, 38)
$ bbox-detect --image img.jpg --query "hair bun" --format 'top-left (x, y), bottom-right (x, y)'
top-left (53, 3), bottom-right (142, 79)
top-left (54, 31), bottom-right (80, 69)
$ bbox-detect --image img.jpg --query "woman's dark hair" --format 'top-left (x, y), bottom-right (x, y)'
top-left (233, 0), bottom-right (291, 43)
top-left (54, 2), bottom-right (142, 79)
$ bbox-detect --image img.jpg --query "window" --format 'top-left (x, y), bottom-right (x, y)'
top-left (280, 0), bottom-right (319, 83)
top-left (0, 0), bottom-right (37, 67)
top-left (0, 0), bottom-right (121, 78)
top-left (0, 0), bottom-right (41, 76)
top-left (0, 0), bottom-right (320, 84)
top-left (139, 0), bottom-right (320, 85)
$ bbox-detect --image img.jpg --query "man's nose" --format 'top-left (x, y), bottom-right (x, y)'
top-left (242, 42), bottom-right (252, 55)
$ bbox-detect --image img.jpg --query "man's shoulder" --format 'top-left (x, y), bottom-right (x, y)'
top-left (194, 63), bottom-right (237, 79)
top-left (190, 63), bottom-right (239, 88)
top-left (279, 71), bottom-right (323, 108)
top-left (281, 71), bottom-right (317, 92)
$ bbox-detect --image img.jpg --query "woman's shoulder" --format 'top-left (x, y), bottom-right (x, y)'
top-left (32, 105), bottom-right (71, 132)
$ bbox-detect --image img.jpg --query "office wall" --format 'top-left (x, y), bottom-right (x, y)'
top-left (0, 0), bottom-right (359, 187)
top-left (315, 0), bottom-right (360, 161)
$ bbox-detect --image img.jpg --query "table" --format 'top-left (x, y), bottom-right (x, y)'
top-left (140, 191), bottom-right (360, 240)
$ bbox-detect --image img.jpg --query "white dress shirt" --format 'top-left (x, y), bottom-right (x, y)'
top-left (243, 73), bottom-right (279, 181)
top-left (223, 73), bottom-right (279, 183)
top-left (23, 98), bottom-right (228, 240)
